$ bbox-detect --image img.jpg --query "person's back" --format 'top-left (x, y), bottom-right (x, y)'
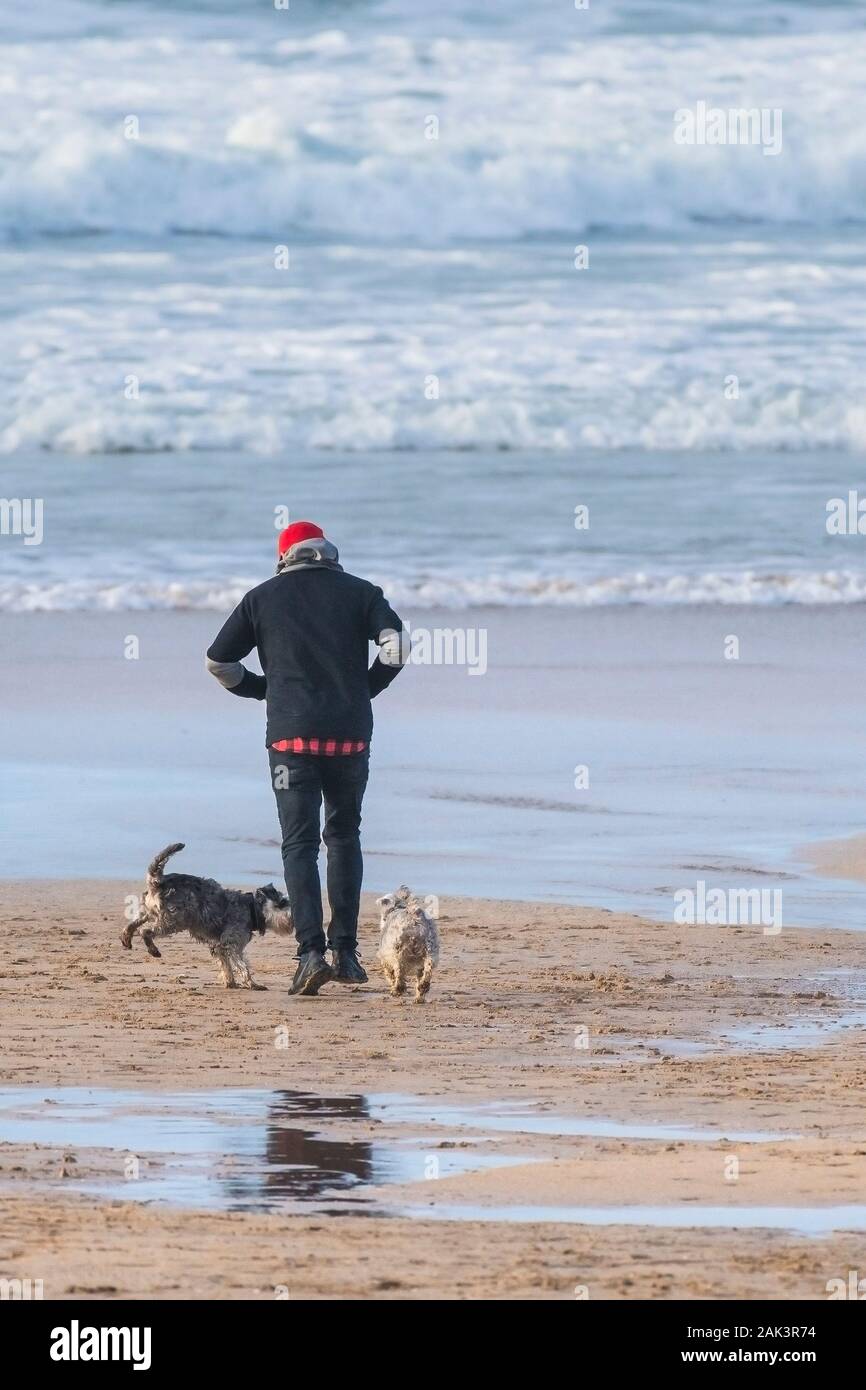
top-left (206, 521), bottom-right (406, 995)
top-left (226, 566), bottom-right (401, 746)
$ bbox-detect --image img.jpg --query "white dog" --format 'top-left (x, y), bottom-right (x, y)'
top-left (376, 886), bottom-right (439, 1002)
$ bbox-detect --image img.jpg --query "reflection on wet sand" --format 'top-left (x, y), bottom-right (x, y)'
top-left (0, 1086), bottom-right (521, 1213)
top-left (222, 1091), bottom-right (375, 1207)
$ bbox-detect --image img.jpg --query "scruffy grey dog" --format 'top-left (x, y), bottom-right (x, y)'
top-left (120, 843), bottom-right (293, 990)
top-left (376, 886), bottom-right (439, 1002)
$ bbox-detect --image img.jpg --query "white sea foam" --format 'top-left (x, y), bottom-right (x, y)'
top-left (5, 571), bottom-right (866, 613)
top-left (1, 4), bottom-right (864, 455)
top-left (3, 311), bottom-right (866, 455)
top-left (1, 26), bottom-right (865, 241)
top-left (3, 233), bottom-right (866, 455)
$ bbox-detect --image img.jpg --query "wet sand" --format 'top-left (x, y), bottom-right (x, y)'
top-left (802, 832), bottom-right (866, 886)
top-left (1, 880), bottom-right (865, 1299)
top-left (5, 604), bottom-right (866, 929)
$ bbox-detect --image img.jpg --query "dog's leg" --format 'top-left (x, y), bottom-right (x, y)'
top-left (140, 928), bottom-right (162, 959)
top-left (414, 958), bottom-right (434, 1002)
top-left (381, 960), bottom-right (404, 996)
top-left (213, 947), bottom-right (237, 988)
top-left (230, 949), bottom-right (267, 991)
top-left (120, 914), bottom-right (148, 950)
top-left (392, 965), bottom-right (407, 997)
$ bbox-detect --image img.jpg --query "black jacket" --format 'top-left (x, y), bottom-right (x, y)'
top-left (206, 566), bottom-right (404, 745)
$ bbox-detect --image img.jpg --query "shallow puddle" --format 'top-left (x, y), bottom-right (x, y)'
top-left (0, 1086), bottom-right (795, 1214)
top-left (368, 1096), bottom-right (793, 1144)
top-left (722, 1006), bottom-right (866, 1052)
top-left (0, 1087), bottom-right (518, 1211)
top-left (641, 1001), bottom-right (866, 1060)
top-left (390, 1203), bottom-right (866, 1235)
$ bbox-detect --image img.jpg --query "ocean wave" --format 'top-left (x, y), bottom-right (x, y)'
top-left (3, 113), bottom-right (864, 244)
top-left (1, 30), bottom-right (866, 240)
top-left (3, 16), bottom-right (866, 458)
top-left (5, 382), bottom-right (866, 456)
top-left (12, 0), bottom-right (860, 46)
top-left (6, 571), bottom-right (866, 613)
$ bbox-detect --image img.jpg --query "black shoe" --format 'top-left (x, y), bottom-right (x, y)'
top-left (330, 949), bottom-right (369, 985)
top-left (289, 951), bottom-right (333, 996)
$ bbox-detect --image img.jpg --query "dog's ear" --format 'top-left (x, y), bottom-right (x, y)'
top-left (376, 893), bottom-right (395, 910)
top-left (257, 883), bottom-right (288, 905)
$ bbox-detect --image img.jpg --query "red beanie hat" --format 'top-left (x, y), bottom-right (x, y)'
top-left (277, 520), bottom-right (325, 555)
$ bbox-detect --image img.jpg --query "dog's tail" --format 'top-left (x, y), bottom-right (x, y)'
top-left (147, 842), bottom-right (185, 889)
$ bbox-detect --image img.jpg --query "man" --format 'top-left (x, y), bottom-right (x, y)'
top-left (206, 520), bottom-right (405, 996)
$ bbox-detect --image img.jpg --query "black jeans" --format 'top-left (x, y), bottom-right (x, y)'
top-left (268, 748), bottom-right (370, 957)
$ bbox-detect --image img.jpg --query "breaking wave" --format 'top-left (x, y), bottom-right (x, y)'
top-left (6, 570), bottom-right (866, 612)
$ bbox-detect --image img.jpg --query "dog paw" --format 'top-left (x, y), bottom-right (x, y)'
top-left (249, 982), bottom-right (268, 991)
top-left (120, 934), bottom-right (132, 950)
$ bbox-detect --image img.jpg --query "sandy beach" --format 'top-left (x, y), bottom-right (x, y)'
top-left (5, 0), bottom-right (866, 1326)
top-left (2, 878), bottom-right (865, 1300)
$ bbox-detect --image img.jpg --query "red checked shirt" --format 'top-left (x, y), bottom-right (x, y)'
top-left (271, 738), bottom-right (367, 755)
